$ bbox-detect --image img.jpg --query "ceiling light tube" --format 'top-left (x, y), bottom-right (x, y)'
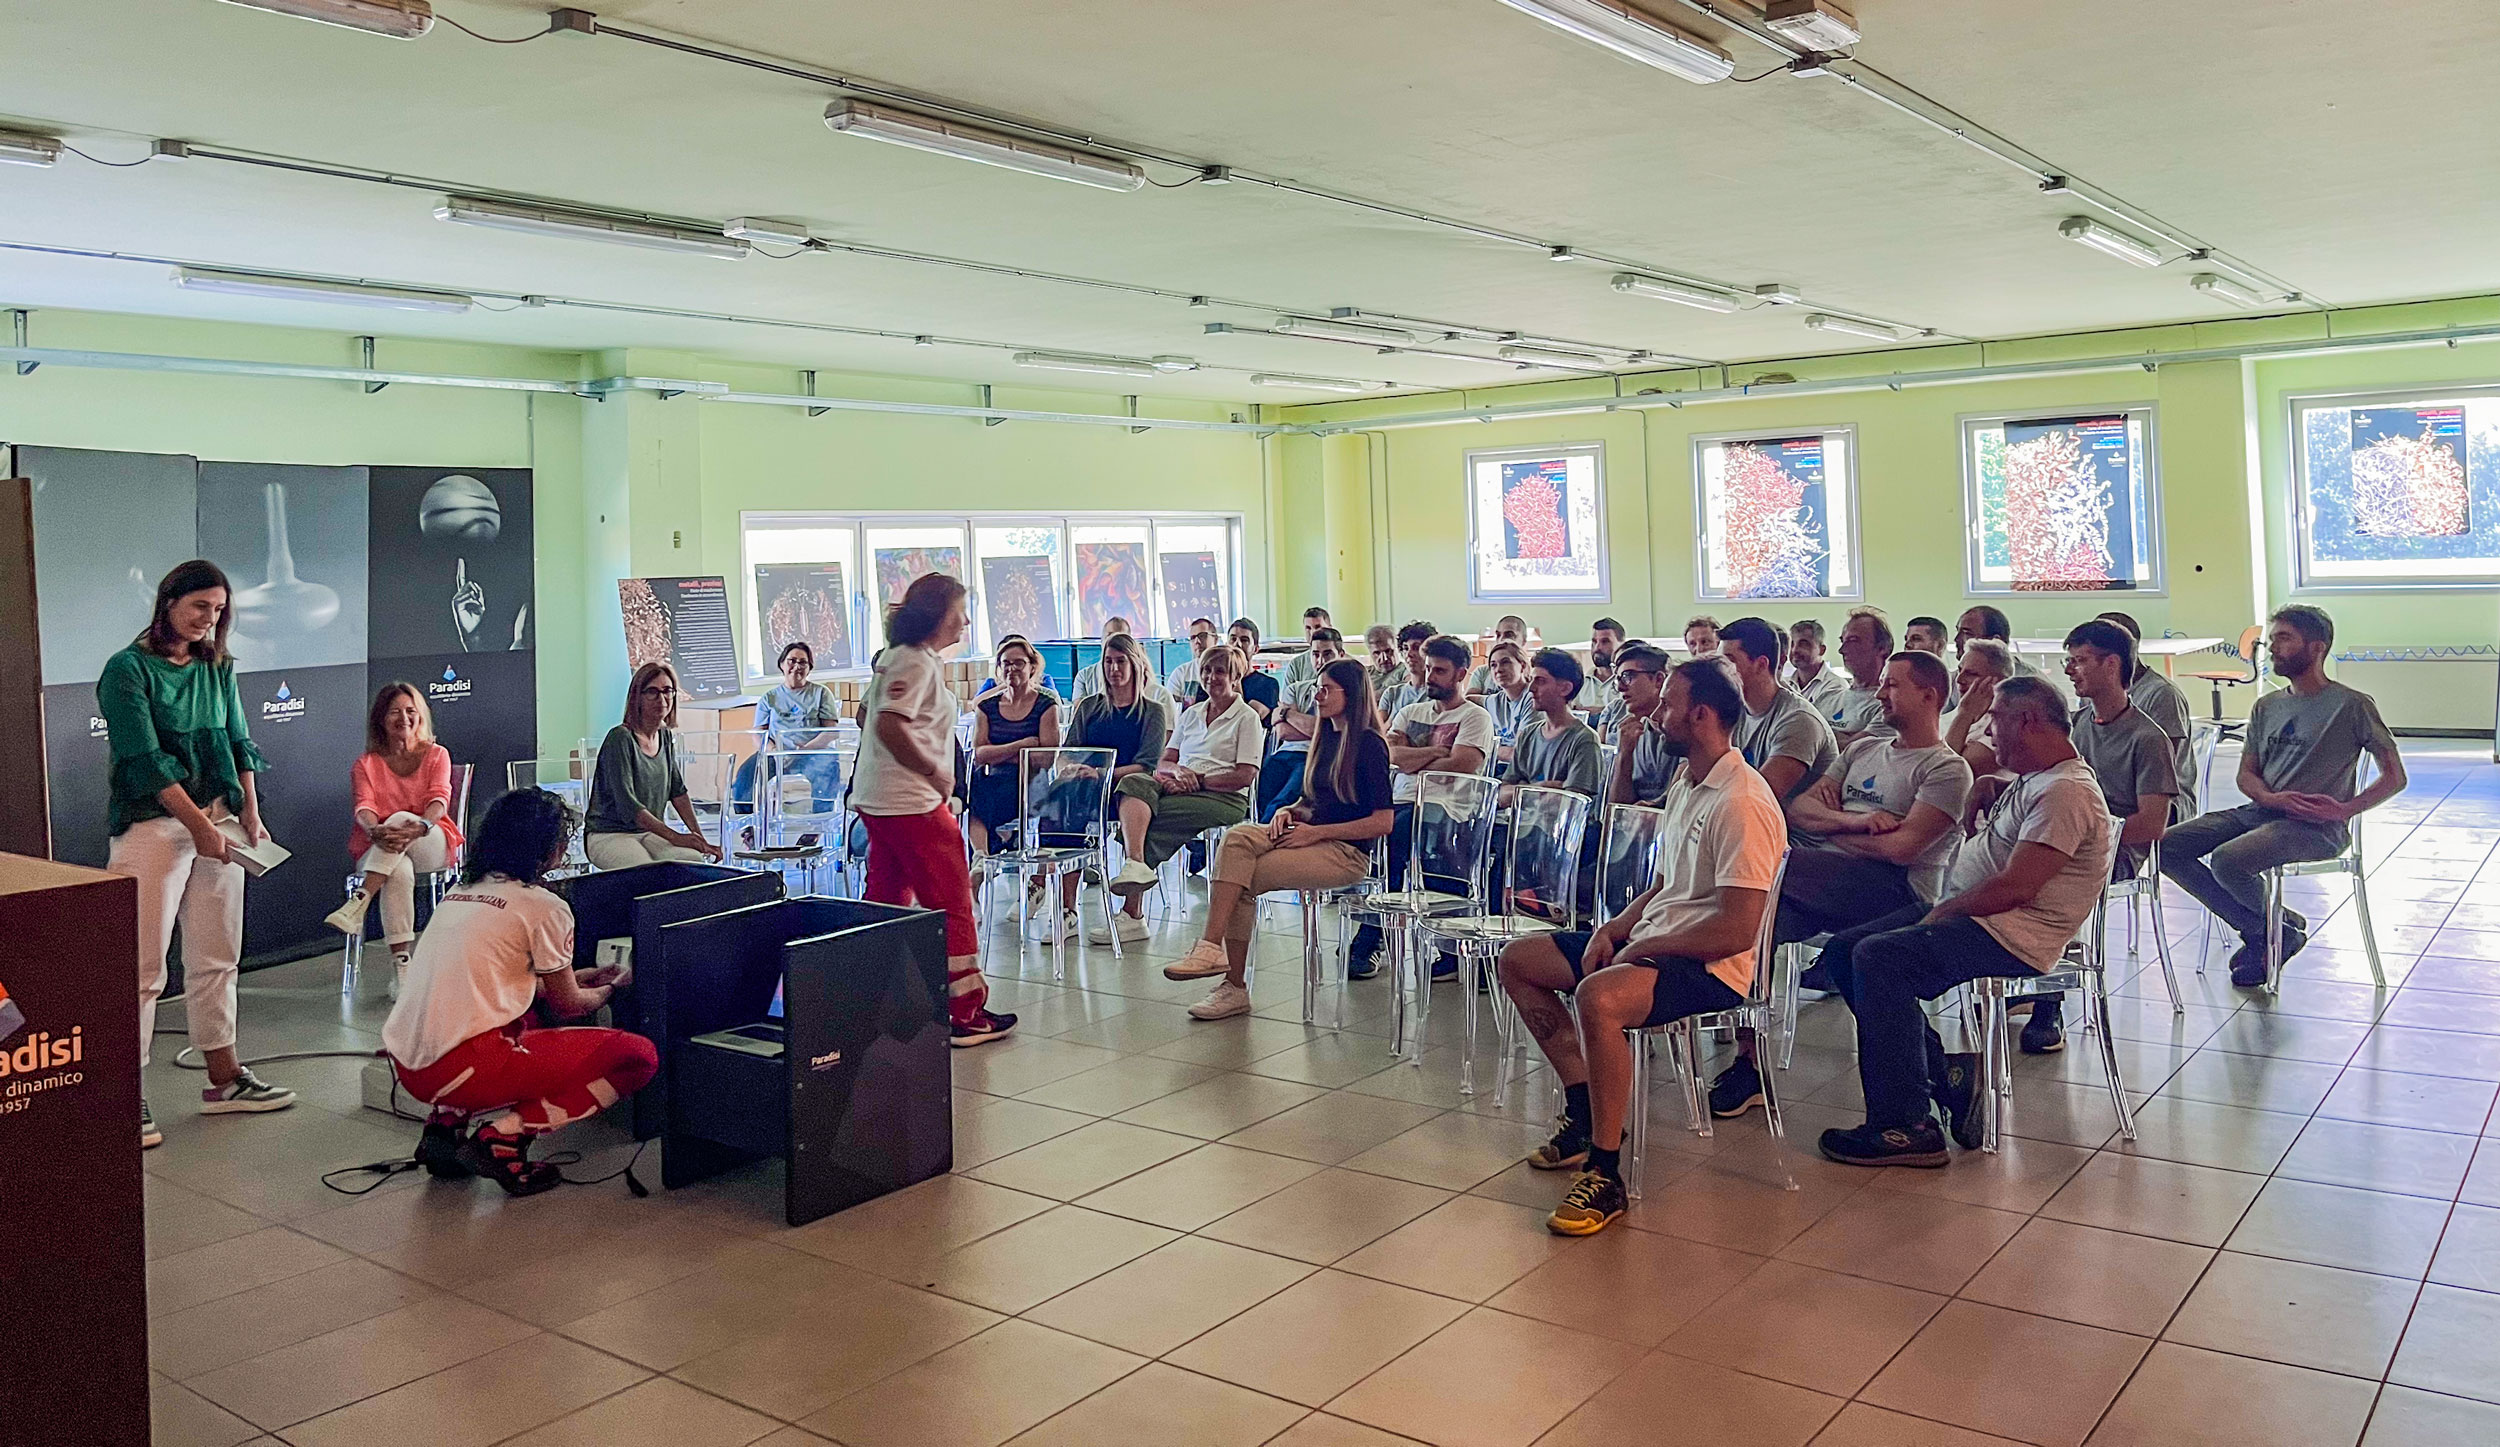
top-left (1610, 272), bottom-right (1740, 313)
top-left (1498, 342), bottom-right (1607, 368)
top-left (0, 130), bottom-right (62, 167)
top-left (213, 0), bottom-right (433, 39)
top-left (173, 266), bottom-right (473, 314)
top-left (1272, 315), bottom-right (1417, 346)
top-left (1250, 373), bottom-right (1381, 394)
top-left (434, 197), bottom-right (752, 259)
top-left (723, 217), bottom-right (818, 248)
top-left (1801, 313), bottom-right (1900, 341)
top-left (825, 99), bottom-right (1145, 192)
top-left (1012, 350), bottom-right (1161, 379)
top-left (2188, 272), bottom-right (2265, 308)
top-left (2058, 216), bottom-right (2161, 268)
top-left (1490, 0), bottom-right (1735, 84)
top-left (1763, 0), bottom-right (1861, 49)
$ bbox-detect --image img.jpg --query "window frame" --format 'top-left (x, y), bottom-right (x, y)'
top-left (1958, 404), bottom-right (2166, 598)
top-left (2285, 382), bottom-right (2500, 593)
top-left (737, 509), bottom-right (1244, 686)
top-left (1689, 423), bottom-right (1864, 604)
top-left (1461, 440), bottom-right (1611, 605)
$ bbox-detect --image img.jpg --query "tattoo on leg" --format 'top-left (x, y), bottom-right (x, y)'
top-left (1515, 991), bottom-right (1574, 1048)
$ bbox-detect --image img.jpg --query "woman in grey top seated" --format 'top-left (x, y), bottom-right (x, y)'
top-left (584, 661), bottom-right (723, 870)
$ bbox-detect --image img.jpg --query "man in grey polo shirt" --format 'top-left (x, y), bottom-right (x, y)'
top-left (1719, 615), bottom-right (1837, 804)
top-left (2099, 611), bottom-right (2198, 818)
top-left (2162, 605), bottom-right (2407, 988)
top-left (1603, 643), bottom-right (1682, 808)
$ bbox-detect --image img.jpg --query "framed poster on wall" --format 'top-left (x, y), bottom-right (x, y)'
top-left (619, 575), bottom-right (743, 699)
top-left (753, 561), bottom-right (855, 670)
top-left (1961, 408), bottom-right (2162, 594)
top-left (2291, 387), bottom-right (2500, 587)
top-left (1693, 428), bottom-right (1860, 601)
top-left (1463, 442), bottom-right (1608, 603)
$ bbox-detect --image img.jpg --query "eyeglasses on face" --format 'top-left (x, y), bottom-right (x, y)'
top-left (641, 685), bottom-right (678, 697)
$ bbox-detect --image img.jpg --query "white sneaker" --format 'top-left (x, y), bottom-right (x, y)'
top-left (1025, 908), bottom-right (1079, 943)
top-left (1087, 913), bottom-right (1150, 946)
top-left (324, 892), bottom-right (372, 936)
top-left (1163, 940), bottom-right (1231, 980)
top-left (1110, 860), bottom-right (1157, 896)
top-left (1188, 981), bottom-right (1253, 1020)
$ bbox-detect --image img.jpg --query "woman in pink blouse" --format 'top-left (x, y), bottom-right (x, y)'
top-left (325, 682), bottom-right (465, 972)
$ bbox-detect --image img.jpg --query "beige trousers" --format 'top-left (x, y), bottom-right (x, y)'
top-left (1209, 823), bottom-right (1366, 946)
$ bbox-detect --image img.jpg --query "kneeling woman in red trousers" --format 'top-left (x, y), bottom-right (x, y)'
top-left (383, 786), bottom-right (656, 1195)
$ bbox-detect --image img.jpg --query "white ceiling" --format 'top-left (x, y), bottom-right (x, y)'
top-left (3, 0), bottom-right (2497, 400)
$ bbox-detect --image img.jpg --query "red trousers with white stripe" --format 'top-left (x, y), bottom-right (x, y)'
top-left (859, 804), bottom-right (989, 1027)
top-left (392, 1020), bottom-right (658, 1136)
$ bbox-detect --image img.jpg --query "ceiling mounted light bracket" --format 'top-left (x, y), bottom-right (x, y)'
top-left (548, 7), bottom-right (596, 35)
top-left (358, 335), bottom-right (386, 393)
top-left (2057, 215), bottom-right (2161, 268)
top-left (824, 98), bottom-right (1146, 192)
top-left (723, 217), bottom-right (818, 248)
top-left (1490, 0), bottom-right (1735, 84)
top-left (1753, 283), bottom-right (1802, 305)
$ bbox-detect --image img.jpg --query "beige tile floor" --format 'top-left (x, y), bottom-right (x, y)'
top-left (137, 744), bottom-right (2500, 1446)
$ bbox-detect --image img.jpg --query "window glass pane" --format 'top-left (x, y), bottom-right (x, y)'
top-left (862, 523), bottom-right (968, 610)
top-left (1153, 521), bottom-right (1233, 638)
top-left (1070, 522), bottom-right (1153, 636)
top-left (1465, 445), bottom-right (1607, 601)
top-left (972, 522), bottom-right (1066, 651)
top-left (1964, 412), bottom-right (2160, 594)
top-left (746, 524), bottom-right (856, 674)
top-left (1695, 430), bottom-right (1859, 600)
top-left (2296, 395), bottom-right (2500, 586)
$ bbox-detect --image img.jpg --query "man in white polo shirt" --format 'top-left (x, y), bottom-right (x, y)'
top-left (1496, 657), bottom-right (1785, 1237)
top-left (1817, 677), bottom-right (2112, 1168)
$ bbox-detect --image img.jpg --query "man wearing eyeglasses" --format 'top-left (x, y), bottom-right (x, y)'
top-left (1168, 616), bottom-right (1220, 703)
top-left (1604, 643), bottom-right (1681, 809)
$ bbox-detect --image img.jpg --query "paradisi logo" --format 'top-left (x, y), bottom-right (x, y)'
top-left (261, 679), bottom-right (308, 723)
top-left (0, 978), bottom-right (89, 1114)
top-left (428, 664), bottom-right (474, 702)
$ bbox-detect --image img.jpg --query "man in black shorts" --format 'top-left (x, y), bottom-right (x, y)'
top-left (1495, 658), bottom-right (1788, 1237)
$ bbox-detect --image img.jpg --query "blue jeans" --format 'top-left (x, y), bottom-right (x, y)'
top-left (730, 749), bottom-right (844, 814)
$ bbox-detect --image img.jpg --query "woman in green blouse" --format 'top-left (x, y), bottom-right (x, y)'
top-left (101, 560), bottom-right (296, 1149)
top-left (584, 661), bottom-right (724, 869)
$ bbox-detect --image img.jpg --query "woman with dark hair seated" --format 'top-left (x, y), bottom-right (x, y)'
top-left (382, 787), bottom-right (657, 1196)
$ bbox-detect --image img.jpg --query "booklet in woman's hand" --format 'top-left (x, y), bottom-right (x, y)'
top-left (213, 820), bottom-right (292, 877)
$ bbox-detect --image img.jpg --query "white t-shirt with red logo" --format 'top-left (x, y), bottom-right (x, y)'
top-left (854, 643), bottom-right (959, 816)
top-left (382, 875), bottom-right (575, 1070)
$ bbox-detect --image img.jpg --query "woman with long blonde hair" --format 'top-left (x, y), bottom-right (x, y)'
top-left (584, 661), bottom-right (722, 869)
top-left (326, 682), bottom-right (464, 972)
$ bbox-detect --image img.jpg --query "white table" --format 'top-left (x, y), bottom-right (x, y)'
top-left (2012, 636), bottom-right (2224, 676)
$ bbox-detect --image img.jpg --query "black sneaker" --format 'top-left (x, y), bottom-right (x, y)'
top-left (2275, 921), bottom-right (2309, 964)
top-left (1818, 1119), bottom-right (1950, 1168)
top-left (1708, 1058), bottom-right (1764, 1119)
top-left (951, 1009), bottom-right (1019, 1048)
top-left (1526, 1116), bottom-right (1590, 1171)
top-left (464, 1123), bottom-right (563, 1197)
top-left (1545, 1169), bottom-right (1627, 1236)
top-left (2020, 997), bottom-right (2065, 1055)
top-left (2281, 907), bottom-right (2309, 936)
top-left (1430, 952), bottom-right (1459, 983)
top-left (416, 1120), bottom-right (473, 1179)
top-left (2228, 940), bottom-right (2270, 989)
top-left (1933, 1054), bottom-right (1983, 1151)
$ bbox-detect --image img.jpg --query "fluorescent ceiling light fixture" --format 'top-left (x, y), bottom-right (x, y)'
top-left (2189, 272), bottom-right (2266, 308)
top-left (0, 129), bottom-right (61, 167)
top-left (1801, 313), bottom-right (1899, 341)
top-left (1498, 342), bottom-right (1607, 368)
top-left (1010, 350), bottom-right (1200, 379)
top-left (1490, 0), bottom-right (1735, 84)
top-left (1611, 272), bottom-right (1739, 313)
top-left (1272, 316), bottom-right (1416, 345)
top-left (435, 197), bottom-right (751, 259)
top-left (722, 217), bottom-right (817, 248)
top-left (214, 0), bottom-right (433, 39)
top-left (173, 266), bottom-right (473, 314)
top-left (1763, 0), bottom-right (1860, 49)
top-left (1250, 373), bottom-right (1381, 393)
top-left (2058, 215), bottom-right (2160, 268)
top-left (825, 99), bottom-right (1145, 192)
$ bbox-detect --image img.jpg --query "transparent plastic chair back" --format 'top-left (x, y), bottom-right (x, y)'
top-left (1593, 803), bottom-right (1672, 927)
top-left (1020, 747), bottom-right (1118, 850)
top-left (1503, 785), bottom-right (1594, 927)
top-left (1411, 770), bottom-right (1502, 903)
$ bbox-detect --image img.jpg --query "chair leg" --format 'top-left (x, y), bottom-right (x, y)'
top-left (1979, 992), bottom-right (2007, 1156)
top-left (1458, 945), bottom-right (1480, 1098)
top-left (2147, 882), bottom-right (2183, 1016)
top-left (1778, 943), bottom-right (1801, 1070)
top-left (2351, 865), bottom-right (2386, 989)
top-left (2091, 974), bottom-right (2137, 1140)
top-left (1405, 921), bottom-right (1430, 1067)
top-left (1674, 1018), bottom-right (1711, 1140)
top-left (1387, 921), bottom-right (1410, 1060)
top-left (2264, 870), bottom-right (2286, 996)
top-left (1300, 891), bottom-right (1321, 1026)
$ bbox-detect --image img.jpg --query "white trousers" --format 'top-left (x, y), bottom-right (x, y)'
top-left (355, 812), bottom-right (452, 946)
top-left (585, 831), bottom-right (711, 871)
top-left (109, 813), bottom-right (245, 1066)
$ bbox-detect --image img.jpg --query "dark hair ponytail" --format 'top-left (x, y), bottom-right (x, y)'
top-left (461, 787), bottom-right (577, 886)
top-left (886, 573), bottom-right (967, 649)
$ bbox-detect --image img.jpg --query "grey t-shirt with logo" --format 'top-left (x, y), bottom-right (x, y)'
top-left (1815, 736), bottom-right (1974, 901)
top-left (1735, 685), bottom-right (1838, 804)
top-left (2248, 680), bottom-right (2391, 841)
top-left (2072, 701), bottom-right (2180, 866)
top-left (1948, 756), bottom-right (2113, 970)
top-left (2127, 667), bottom-right (2197, 817)
top-left (1825, 683), bottom-right (1889, 741)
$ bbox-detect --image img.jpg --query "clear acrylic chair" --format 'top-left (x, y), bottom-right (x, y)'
top-left (975, 747), bottom-right (1119, 980)
top-left (1500, 802), bottom-right (1669, 1107)
top-left (675, 750), bottom-right (739, 860)
top-left (1345, 770), bottom-right (1501, 1064)
top-left (1625, 853), bottom-right (1795, 1198)
top-left (2108, 835), bottom-right (2184, 1014)
top-left (1419, 785), bottom-right (1593, 1097)
top-left (750, 744), bottom-right (852, 896)
top-left (1298, 832), bottom-right (1390, 1029)
top-left (1963, 879), bottom-right (2140, 1154)
top-left (2263, 757), bottom-right (2384, 994)
top-left (339, 762), bottom-right (474, 998)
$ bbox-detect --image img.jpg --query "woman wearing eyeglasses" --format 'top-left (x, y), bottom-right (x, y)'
top-left (584, 661), bottom-right (724, 869)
